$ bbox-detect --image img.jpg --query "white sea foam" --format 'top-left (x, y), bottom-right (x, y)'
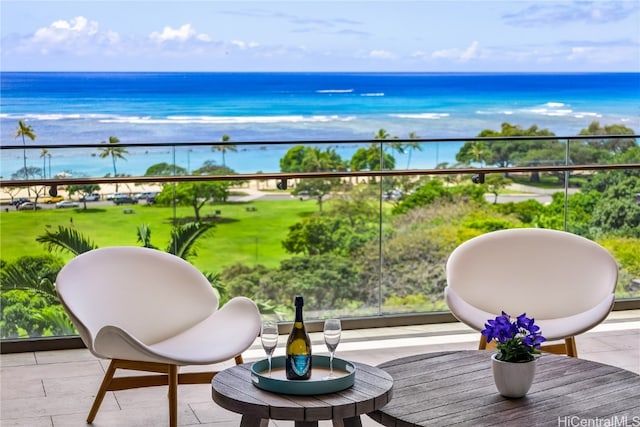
top-left (360, 93), bottom-right (385, 97)
top-left (574, 112), bottom-right (603, 119)
top-left (99, 115), bottom-right (356, 125)
top-left (545, 102), bottom-right (566, 108)
top-left (475, 110), bottom-right (514, 116)
top-left (316, 89), bottom-right (354, 93)
top-left (529, 108), bottom-right (574, 116)
top-left (4, 113), bottom-right (119, 121)
top-left (526, 107), bottom-right (602, 119)
top-left (389, 113), bottom-right (450, 119)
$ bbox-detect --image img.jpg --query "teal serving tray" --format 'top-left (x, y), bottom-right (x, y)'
top-left (251, 355), bottom-right (356, 395)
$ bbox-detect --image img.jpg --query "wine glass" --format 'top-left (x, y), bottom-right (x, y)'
top-left (323, 319), bottom-right (342, 379)
top-left (261, 320), bottom-right (278, 377)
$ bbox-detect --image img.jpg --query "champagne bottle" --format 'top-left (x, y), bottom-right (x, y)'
top-left (286, 295), bottom-right (312, 380)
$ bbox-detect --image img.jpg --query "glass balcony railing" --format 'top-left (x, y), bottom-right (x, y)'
top-left (1, 135), bottom-right (639, 345)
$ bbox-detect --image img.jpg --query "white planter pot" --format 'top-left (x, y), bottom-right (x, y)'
top-left (491, 353), bottom-right (537, 398)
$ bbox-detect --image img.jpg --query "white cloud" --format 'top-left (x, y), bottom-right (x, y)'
top-left (460, 41), bottom-right (480, 61)
top-left (231, 40), bottom-right (259, 49)
top-left (34, 16), bottom-right (98, 41)
top-left (568, 46), bottom-right (596, 60)
top-left (503, 2), bottom-right (640, 27)
top-left (149, 24), bottom-right (204, 43)
top-left (369, 49), bottom-right (395, 59)
top-left (566, 44), bottom-right (637, 65)
top-left (22, 16), bottom-right (119, 54)
top-left (432, 41), bottom-right (480, 62)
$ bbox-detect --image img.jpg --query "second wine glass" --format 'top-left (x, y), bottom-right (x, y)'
top-left (323, 318), bottom-right (342, 379)
top-left (261, 320), bottom-right (278, 377)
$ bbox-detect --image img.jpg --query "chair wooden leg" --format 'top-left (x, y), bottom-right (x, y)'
top-left (87, 360), bottom-right (118, 423)
top-left (478, 334), bottom-right (487, 350)
top-left (235, 354), bottom-right (244, 365)
top-left (565, 337), bottom-right (578, 358)
top-left (87, 358), bottom-right (229, 426)
top-left (168, 365), bottom-right (178, 427)
top-left (539, 336), bottom-right (578, 357)
top-left (478, 335), bottom-right (498, 351)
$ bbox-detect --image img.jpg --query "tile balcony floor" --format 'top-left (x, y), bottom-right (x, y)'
top-left (1, 310), bottom-right (639, 427)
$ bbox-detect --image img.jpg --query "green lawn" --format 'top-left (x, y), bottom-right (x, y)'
top-left (0, 199), bottom-right (317, 271)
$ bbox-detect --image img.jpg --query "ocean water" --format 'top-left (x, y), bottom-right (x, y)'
top-left (1, 72), bottom-right (639, 176)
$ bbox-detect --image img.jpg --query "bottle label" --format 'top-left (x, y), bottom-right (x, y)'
top-left (291, 355), bottom-right (310, 376)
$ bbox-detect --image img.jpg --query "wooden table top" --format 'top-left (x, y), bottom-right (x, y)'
top-left (368, 350), bottom-right (640, 427)
top-left (212, 360), bottom-right (393, 424)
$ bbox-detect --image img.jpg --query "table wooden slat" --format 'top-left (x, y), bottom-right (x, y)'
top-left (212, 359), bottom-right (393, 425)
top-left (369, 350), bottom-right (640, 427)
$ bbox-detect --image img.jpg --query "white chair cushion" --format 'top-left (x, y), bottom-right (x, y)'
top-left (445, 286), bottom-right (615, 341)
top-left (93, 296), bottom-right (261, 365)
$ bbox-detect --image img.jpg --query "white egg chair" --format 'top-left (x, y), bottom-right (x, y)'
top-left (445, 228), bottom-right (618, 357)
top-left (55, 246), bottom-right (261, 427)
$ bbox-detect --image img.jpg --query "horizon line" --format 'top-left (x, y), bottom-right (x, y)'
top-left (2, 70), bottom-right (639, 74)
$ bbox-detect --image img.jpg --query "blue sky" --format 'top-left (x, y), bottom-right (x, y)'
top-left (1, 0), bottom-right (639, 72)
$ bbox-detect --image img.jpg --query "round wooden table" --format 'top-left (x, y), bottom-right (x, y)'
top-left (212, 360), bottom-right (393, 427)
top-left (368, 350), bottom-right (640, 427)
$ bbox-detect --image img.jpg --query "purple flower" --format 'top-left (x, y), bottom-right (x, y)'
top-left (481, 312), bottom-right (546, 362)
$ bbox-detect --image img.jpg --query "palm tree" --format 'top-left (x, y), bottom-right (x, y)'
top-left (470, 141), bottom-right (489, 167)
top-left (36, 222), bottom-right (224, 296)
top-left (373, 128), bottom-right (405, 174)
top-left (137, 224), bottom-right (157, 249)
top-left (98, 136), bottom-right (128, 192)
top-left (211, 134), bottom-right (237, 167)
top-left (38, 222), bottom-right (213, 262)
top-left (374, 128), bottom-right (390, 140)
top-left (0, 259), bottom-right (59, 301)
top-left (166, 222), bottom-right (214, 260)
top-left (15, 120), bottom-right (36, 195)
top-left (40, 149), bottom-right (49, 178)
top-left (405, 132), bottom-right (423, 169)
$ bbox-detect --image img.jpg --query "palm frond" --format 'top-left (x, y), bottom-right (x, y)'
top-left (33, 306), bottom-right (77, 335)
top-left (0, 264), bottom-right (58, 301)
top-left (136, 224), bottom-right (157, 249)
top-left (203, 271), bottom-right (228, 304)
top-left (36, 225), bottom-right (97, 256)
top-left (166, 222), bottom-right (214, 260)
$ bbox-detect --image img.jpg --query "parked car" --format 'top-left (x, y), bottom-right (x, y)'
top-left (10, 198), bottom-right (31, 207)
top-left (112, 195), bottom-right (138, 205)
top-left (56, 200), bottom-right (80, 209)
top-left (135, 191), bottom-right (158, 201)
top-left (80, 193), bottom-right (100, 201)
top-left (17, 202), bottom-right (41, 210)
top-left (44, 195), bottom-right (64, 204)
top-left (106, 193), bottom-right (126, 201)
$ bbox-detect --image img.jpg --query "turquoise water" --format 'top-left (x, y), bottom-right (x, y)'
top-left (1, 72), bottom-right (639, 176)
